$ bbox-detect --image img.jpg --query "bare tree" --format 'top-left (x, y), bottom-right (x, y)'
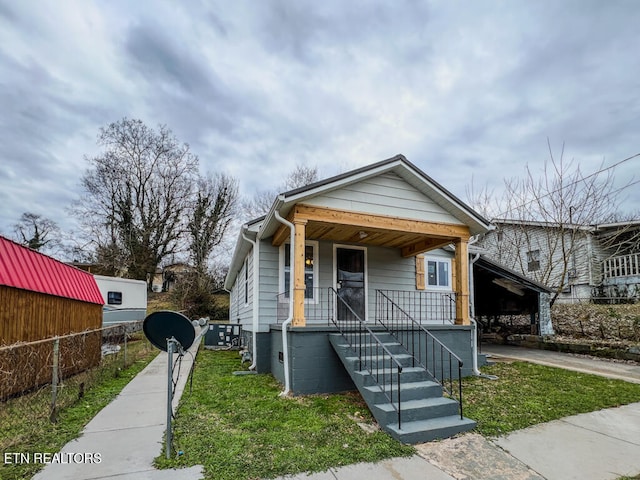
top-left (593, 212), bottom-right (640, 259)
top-left (283, 164), bottom-right (319, 191)
top-left (73, 118), bottom-right (199, 286)
top-left (242, 164), bottom-right (319, 219)
top-left (188, 173), bottom-right (238, 274)
top-left (475, 141), bottom-right (629, 304)
top-left (13, 212), bottom-right (61, 253)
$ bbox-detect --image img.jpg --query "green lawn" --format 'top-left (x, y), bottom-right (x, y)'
top-left (154, 350), bottom-right (414, 479)
top-left (158, 351), bottom-right (640, 480)
top-left (463, 360), bottom-right (640, 436)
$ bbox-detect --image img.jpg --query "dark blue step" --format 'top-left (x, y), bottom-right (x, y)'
top-left (329, 333), bottom-right (476, 444)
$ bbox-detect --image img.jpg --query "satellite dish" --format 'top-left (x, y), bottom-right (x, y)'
top-left (143, 310), bottom-right (196, 352)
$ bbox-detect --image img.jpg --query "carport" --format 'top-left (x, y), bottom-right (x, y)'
top-left (472, 255), bottom-right (553, 337)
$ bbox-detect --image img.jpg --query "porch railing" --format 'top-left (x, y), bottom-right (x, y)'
top-left (329, 288), bottom-right (405, 429)
top-left (376, 289), bottom-right (456, 324)
top-left (603, 254), bottom-right (640, 279)
top-left (276, 287), bottom-right (335, 324)
top-left (375, 290), bottom-right (464, 420)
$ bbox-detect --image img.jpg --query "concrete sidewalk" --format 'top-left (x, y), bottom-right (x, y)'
top-left (32, 340), bottom-right (204, 480)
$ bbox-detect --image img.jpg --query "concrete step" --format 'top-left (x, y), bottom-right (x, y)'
top-left (344, 353), bottom-right (415, 369)
top-left (329, 333), bottom-right (476, 445)
top-left (354, 366), bottom-right (430, 386)
top-left (386, 415), bottom-right (477, 444)
top-left (332, 341), bottom-right (406, 357)
top-left (362, 380), bottom-right (443, 403)
top-left (372, 396), bottom-right (460, 424)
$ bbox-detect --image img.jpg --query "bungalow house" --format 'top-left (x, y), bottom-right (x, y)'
top-left (225, 155), bottom-right (500, 442)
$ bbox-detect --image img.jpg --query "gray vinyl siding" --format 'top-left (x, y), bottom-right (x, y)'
top-left (233, 250), bottom-right (253, 328)
top-left (304, 172), bottom-right (464, 225)
top-left (590, 235), bottom-right (607, 284)
top-left (318, 241), bottom-right (333, 289)
top-left (258, 239), bottom-right (279, 330)
top-left (367, 246), bottom-right (414, 291)
top-left (367, 245), bottom-right (416, 318)
top-left (261, 239), bottom-right (445, 323)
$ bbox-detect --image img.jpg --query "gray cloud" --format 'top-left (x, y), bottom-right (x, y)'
top-left (2, 0), bottom-right (640, 240)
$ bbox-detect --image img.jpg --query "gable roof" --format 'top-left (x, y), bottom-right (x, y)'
top-left (0, 236), bottom-right (104, 304)
top-left (225, 155), bottom-right (492, 289)
top-left (259, 154), bottom-right (491, 239)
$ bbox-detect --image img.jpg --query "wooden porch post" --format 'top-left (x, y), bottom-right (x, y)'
top-left (292, 218), bottom-right (307, 326)
top-left (454, 238), bottom-right (470, 325)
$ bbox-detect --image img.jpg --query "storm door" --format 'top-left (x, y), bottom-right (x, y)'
top-left (335, 247), bottom-right (366, 321)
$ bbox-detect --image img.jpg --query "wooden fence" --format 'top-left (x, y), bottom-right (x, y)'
top-left (1, 285), bottom-right (103, 345)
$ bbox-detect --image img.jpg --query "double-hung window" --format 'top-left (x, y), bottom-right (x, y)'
top-left (280, 241), bottom-right (318, 301)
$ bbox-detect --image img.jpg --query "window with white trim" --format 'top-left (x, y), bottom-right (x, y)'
top-left (425, 257), bottom-right (451, 289)
top-left (280, 241), bottom-right (318, 301)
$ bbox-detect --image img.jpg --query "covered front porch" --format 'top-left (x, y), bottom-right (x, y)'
top-left (272, 203), bottom-right (472, 327)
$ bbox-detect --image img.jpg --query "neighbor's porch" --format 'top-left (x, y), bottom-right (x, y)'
top-left (601, 253), bottom-right (640, 301)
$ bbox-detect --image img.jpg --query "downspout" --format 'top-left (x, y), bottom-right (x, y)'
top-left (241, 229), bottom-right (260, 371)
top-left (274, 210), bottom-right (294, 396)
top-left (469, 249), bottom-right (482, 376)
top-left (469, 235), bottom-right (498, 380)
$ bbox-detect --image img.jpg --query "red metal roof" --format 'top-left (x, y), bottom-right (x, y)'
top-left (0, 236), bottom-right (104, 305)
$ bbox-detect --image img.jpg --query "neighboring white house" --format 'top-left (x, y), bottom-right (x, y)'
top-left (94, 275), bottom-right (148, 325)
top-left (478, 219), bottom-right (640, 303)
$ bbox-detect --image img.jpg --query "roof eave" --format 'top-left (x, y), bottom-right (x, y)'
top-left (224, 220), bottom-right (262, 290)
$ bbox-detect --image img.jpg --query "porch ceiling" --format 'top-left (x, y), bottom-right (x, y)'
top-left (305, 221), bottom-right (453, 253)
top-left (272, 204), bottom-right (470, 257)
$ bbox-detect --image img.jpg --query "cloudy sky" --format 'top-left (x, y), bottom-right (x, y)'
top-left (2, 1), bottom-right (640, 244)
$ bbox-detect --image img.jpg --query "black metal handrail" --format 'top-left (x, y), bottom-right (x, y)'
top-left (328, 287), bottom-right (405, 429)
top-left (376, 289), bottom-right (457, 324)
top-left (276, 287), bottom-right (335, 325)
top-left (376, 290), bottom-right (464, 420)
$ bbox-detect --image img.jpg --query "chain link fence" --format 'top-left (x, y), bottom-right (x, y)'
top-left (0, 321), bottom-right (153, 422)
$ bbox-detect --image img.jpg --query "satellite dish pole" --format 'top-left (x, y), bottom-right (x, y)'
top-left (166, 336), bottom-right (176, 460)
top-left (142, 311), bottom-right (197, 459)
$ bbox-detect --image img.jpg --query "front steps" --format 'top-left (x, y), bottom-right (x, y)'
top-left (329, 333), bottom-right (476, 444)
